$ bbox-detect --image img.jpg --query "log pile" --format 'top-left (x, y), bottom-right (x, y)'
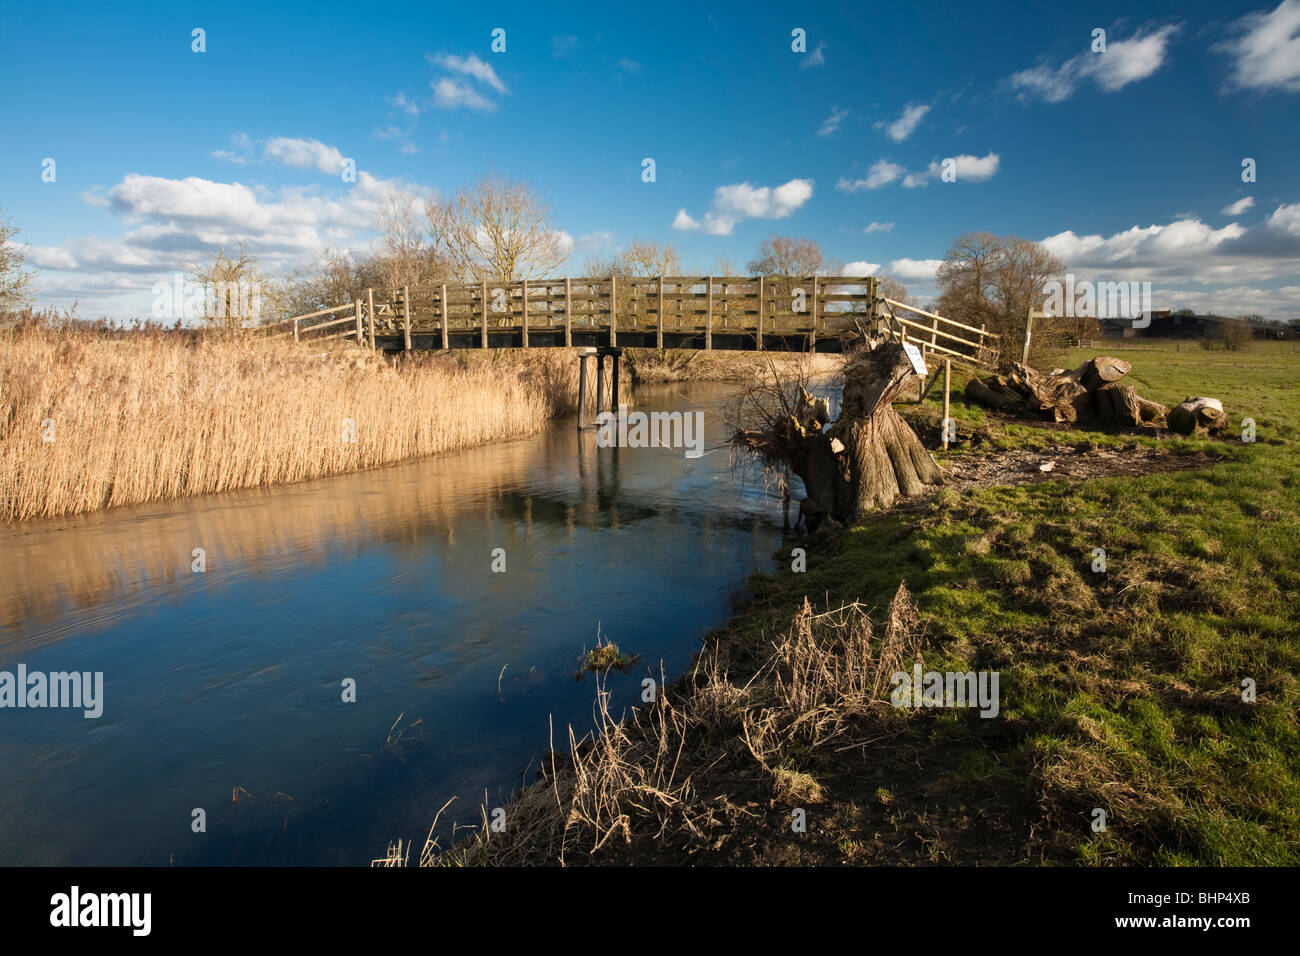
top-left (965, 357), bottom-right (1178, 428)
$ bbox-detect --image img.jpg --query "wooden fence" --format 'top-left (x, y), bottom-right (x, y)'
top-left (258, 275), bottom-right (999, 368)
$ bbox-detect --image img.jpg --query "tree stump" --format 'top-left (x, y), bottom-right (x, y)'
top-left (730, 342), bottom-right (943, 524)
top-left (1168, 397), bottom-right (1226, 435)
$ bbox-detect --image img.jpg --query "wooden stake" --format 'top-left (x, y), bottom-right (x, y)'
top-left (705, 277), bottom-right (713, 350)
top-left (354, 299), bottom-right (362, 344)
top-left (521, 279), bottom-right (529, 348)
top-left (656, 275), bottom-right (664, 350)
top-left (756, 276), bottom-right (764, 350)
top-left (609, 275), bottom-right (617, 347)
top-left (481, 281), bottom-right (488, 349)
top-left (810, 275), bottom-right (818, 351)
top-left (440, 283), bottom-right (449, 350)
top-left (942, 358), bottom-right (952, 450)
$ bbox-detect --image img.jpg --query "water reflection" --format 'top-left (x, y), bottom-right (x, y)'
top-left (0, 383), bottom-right (786, 865)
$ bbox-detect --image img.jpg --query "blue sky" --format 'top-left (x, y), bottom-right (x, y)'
top-left (2, 0), bottom-right (1298, 318)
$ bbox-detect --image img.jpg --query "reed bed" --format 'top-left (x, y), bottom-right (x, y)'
top-left (1, 315), bottom-right (582, 521)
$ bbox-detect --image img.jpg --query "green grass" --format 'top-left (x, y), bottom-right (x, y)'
top-left (736, 340), bottom-right (1300, 864)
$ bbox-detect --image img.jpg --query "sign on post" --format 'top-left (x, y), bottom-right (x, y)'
top-left (903, 342), bottom-right (928, 377)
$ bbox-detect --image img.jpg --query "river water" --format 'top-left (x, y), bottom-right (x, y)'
top-left (0, 382), bottom-right (798, 865)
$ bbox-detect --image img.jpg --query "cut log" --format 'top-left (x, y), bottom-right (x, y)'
top-left (1168, 397), bottom-right (1225, 435)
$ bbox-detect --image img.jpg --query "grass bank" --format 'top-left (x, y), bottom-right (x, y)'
top-left (1, 316), bottom-right (583, 521)
top-left (403, 340), bottom-right (1299, 866)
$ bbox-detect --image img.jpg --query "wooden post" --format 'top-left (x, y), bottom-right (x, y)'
top-left (809, 275), bottom-right (818, 351)
top-left (756, 276), bottom-right (765, 350)
top-left (564, 277), bottom-right (573, 347)
top-left (705, 277), bottom-right (713, 350)
top-left (293, 316), bottom-right (300, 343)
top-left (354, 299), bottom-right (363, 344)
top-left (942, 358), bottom-right (952, 450)
top-left (366, 288), bottom-right (375, 349)
top-left (656, 276), bottom-right (664, 350)
top-left (596, 354), bottom-right (606, 415)
top-left (481, 281), bottom-right (488, 349)
top-left (1022, 308), bottom-right (1034, 365)
top-left (577, 353), bottom-right (589, 428)
top-left (521, 279), bottom-right (529, 348)
top-left (611, 352), bottom-right (620, 435)
top-left (440, 283), bottom-right (449, 350)
top-left (609, 275), bottom-right (617, 347)
top-left (402, 285), bottom-right (411, 351)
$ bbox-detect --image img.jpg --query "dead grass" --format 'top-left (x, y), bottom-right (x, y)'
top-left (0, 314), bottom-right (583, 521)
top-left (396, 583), bottom-right (924, 866)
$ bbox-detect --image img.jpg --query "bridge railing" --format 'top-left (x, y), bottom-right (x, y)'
top-left (880, 297), bottom-right (1000, 369)
top-left (374, 275), bottom-right (881, 348)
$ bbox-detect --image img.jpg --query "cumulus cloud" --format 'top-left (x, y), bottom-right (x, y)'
top-left (1215, 0), bottom-right (1300, 93)
top-left (864, 221), bottom-right (894, 233)
top-left (673, 178), bottom-right (814, 235)
top-left (882, 103), bottom-right (930, 142)
top-left (1008, 24), bottom-right (1180, 103)
top-left (1222, 196), bottom-right (1256, 216)
top-left (430, 53), bottom-right (507, 93)
top-left (432, 78), bottom-right (497, 111)
top-left (842, 261), bottom-right (882, 275)
top-left (264, 137), bottom-right (347, 175)
top-left (801, 41), bottom-right (826, 69)
top-left (887, 258), bottom-right (944, 282)
top-left (837, 160), bottom-right (905, 192)
top-left (1036, 205), bottom-right (1300, 316)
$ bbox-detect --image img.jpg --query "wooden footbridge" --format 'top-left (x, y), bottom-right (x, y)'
top-left (260, 275), bottom-right (999, 370)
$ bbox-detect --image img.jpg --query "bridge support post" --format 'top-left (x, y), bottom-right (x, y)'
top-left (656, 275), bottom-right (664, 350)
top-left (810, 276), bottom-right (818, 352)
top-left (609, 275), bottom-right (617, 347)
top-left (354, 299), bottom-right (363, 344)
top-left (942, 358), bottom-right (952, 450)
top-left (706, 277), bottom-right (713, 350)
top-left (481, 281), bottom-right (488, 349)
top-left (521, 279), bottom-right (529, 348)
top-left (756, 276), bottom-right (765, 350)
top-left (564, 278), bottom-right (573, 348)
top-left (595, 354), bottom-right (606, 418)
top-left (576, 347), bottom-right (596, 429)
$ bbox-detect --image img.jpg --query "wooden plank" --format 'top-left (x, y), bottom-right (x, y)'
top-left (481, 281), bottom-right (488, 348)
top-left (521, 279), bottom-right (529, 348)
top-left (756, 276), bottom-right (764, 350)
top-left (564, 277), bottom-right (572, 347)
top-left (402, 285), bottom-right (411, 351)
top-left (609, 275), bottom-right (617, 347)
top-left (656, 275), bottom-right (664, 349)
top-left (705, 276), bottom-right (713, 350)
top-left (440, 283), bottom-right (449, 350)
top-left (810, 275), bottom-right (818, 349)
top-left (884, 298), bottom-right (999, 340)
top-left (893, 314), bottom-right (985, 351)
top-left (354, 299), bottom-right (363, 344)
top-left (367, 288), bottom-right (375, 349)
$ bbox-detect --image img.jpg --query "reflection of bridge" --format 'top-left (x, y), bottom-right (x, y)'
top-left (262, 275), bottom-right (999, 370)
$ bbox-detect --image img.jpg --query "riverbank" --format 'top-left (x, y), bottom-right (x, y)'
top-left (402, 340), bottom-right (1300, 866)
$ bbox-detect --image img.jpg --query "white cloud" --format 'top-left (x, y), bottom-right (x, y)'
top-left (864, 221), bottom-right (894, 233)
top-left (1215, 0), bottom-right (1300, 93)
top-left (801, 42), bottom-right (826, 69)
top-left (1008, 24), bottom-right (1180, 103)
top-left (882, 152), bottom-right (1001, 189)
top-left (837, 160), bottom-right (904, 192)
top-left (674, 179), bottom-right (814, 235)
top-left (432, 78), bottom-right (496, 111)
top-left (883, 103), bottom-right (929, 142)
top-left (1222, 196), bottom-right (1256, 216)
top-left (887, 258), bottom-right (944, 281)
top-left (818, 107), bottom-right (848, 137)
top-left (842, 261), bottom-right (882, 275)
top-left (430, 53), bottom-right (507, 94)
top-left (387, 92), bottom-right (420, 117)
top-left (617, 58), bottom-right (641, 74)
top-left (264, 137), bottom-right (347, 175)
top-left (210, 132), bottom-right (254, 165)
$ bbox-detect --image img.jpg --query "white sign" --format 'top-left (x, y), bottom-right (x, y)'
top-left (903, 342), bottom-right (927, 376)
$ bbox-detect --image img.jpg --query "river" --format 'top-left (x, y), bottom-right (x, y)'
top-left (0, 381), bottom-right (807, 865)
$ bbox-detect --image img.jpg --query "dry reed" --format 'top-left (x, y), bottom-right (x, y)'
top-left (1, 315), bottom-right (583, 521)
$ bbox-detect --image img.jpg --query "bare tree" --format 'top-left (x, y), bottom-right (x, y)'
top-left (878, 276), bottom-right (909, 304)
top-left (0, 209), bottom-right (35, 313)
top-left (189, 242), bottom-right (274, 330)
top-left (936, 232), bottom-right (1064, 363)
top-left (377, 187), bottom-right (445, 295)
top-left (425, 171), bottom-right (567, 282)
top-left (585, 240), bottom-right (681, 277)
top-left (748, 236), bottom-right (827, 276)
